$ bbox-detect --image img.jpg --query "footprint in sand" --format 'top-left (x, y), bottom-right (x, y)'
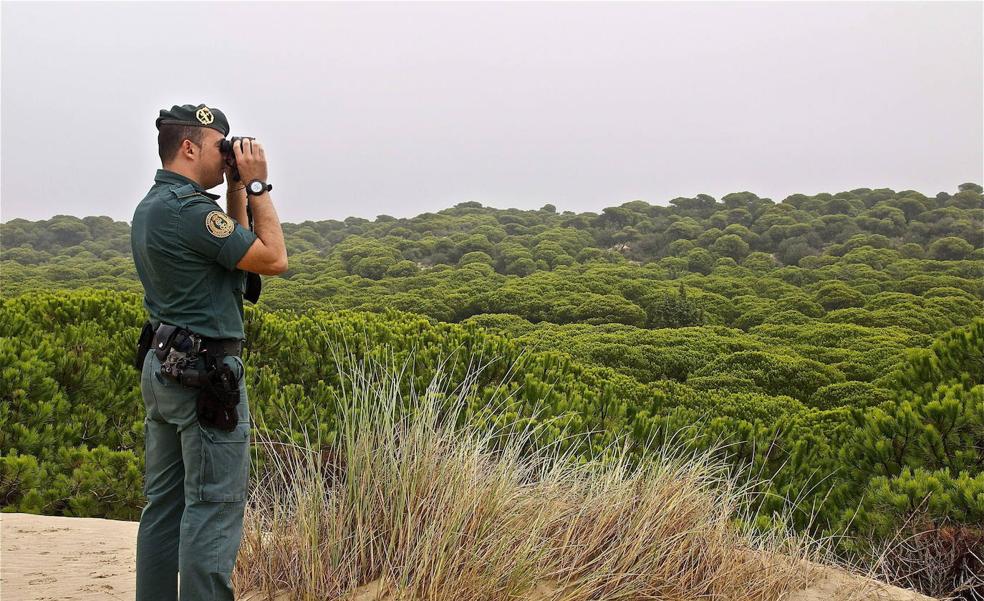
top-left (82, 583), bottom-right (117, 592)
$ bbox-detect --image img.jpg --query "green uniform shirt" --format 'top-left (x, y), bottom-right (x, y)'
top-left (131, 169), bottom-right (258, 339)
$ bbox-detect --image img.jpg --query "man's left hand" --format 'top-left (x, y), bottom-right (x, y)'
top-left (225, 162), bottom-right (243, 189)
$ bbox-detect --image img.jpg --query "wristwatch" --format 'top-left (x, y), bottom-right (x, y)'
top-left (246, 179), bottom-right (273, 196)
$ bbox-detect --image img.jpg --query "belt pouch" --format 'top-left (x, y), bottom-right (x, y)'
top-left (153, 324), bottom-right (180, 361)
top-left (134, 321), bottom-right (154, 370)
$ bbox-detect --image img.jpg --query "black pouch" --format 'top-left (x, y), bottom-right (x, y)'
top-left (134, 321), bottom-right (155, 370)
top-left (244, 271), bottom-right (261, 304)
top-left (153, 324), bottom-right (180, 361)
top-left (196, 360), bottom-right (241, 431)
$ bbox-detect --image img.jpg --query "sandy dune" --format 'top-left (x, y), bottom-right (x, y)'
top-left (1, 512), bottom-right (934, 601)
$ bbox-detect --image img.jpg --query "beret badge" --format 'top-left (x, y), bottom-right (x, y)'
top-left (196, 106), bottom-right (215, 125)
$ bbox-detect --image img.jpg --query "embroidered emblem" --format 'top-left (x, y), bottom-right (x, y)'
top-left (196, 106), bottom-right (214, 125)
top-left (205, 210), bottom-right (234, 238)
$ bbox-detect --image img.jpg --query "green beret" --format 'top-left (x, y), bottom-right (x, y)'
top-left (156, 103), bottom-right (230, 137)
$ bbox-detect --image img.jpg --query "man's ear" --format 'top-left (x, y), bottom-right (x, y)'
top-left (177, 138), bottom-right (199, 162)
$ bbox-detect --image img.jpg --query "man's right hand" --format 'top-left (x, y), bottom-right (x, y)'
top-left (233, 137), bottom-right (268, 183)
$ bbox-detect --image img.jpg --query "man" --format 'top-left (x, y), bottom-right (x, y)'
top-left (131, 103), bottom-right (287, 601)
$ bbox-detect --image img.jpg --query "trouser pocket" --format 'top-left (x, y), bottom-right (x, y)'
top-left (198, 421), bottom-right (250, 502)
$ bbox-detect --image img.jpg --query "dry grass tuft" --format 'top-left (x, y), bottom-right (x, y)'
top-left (233, 344), bottom-right (828, 601)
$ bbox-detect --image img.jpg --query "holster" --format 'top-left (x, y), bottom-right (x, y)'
top-left (195, 357), bottom-right (241, 432)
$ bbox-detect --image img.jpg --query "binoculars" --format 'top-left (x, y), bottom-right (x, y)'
top-left (219, 136), bottom-right (254, 182)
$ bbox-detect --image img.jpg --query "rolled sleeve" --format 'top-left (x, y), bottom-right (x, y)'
top-left (177, 199), bottom-right (258, 271)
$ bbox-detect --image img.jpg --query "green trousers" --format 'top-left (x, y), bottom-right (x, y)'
top-left (136, 350), bottom-right (251, 601)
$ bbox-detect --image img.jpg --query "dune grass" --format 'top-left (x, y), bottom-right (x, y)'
top-left (232, 341), bottom-right (823, 601)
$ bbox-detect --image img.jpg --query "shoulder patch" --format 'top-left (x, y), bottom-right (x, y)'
top-left (205, 210), bottom-right (235, 238)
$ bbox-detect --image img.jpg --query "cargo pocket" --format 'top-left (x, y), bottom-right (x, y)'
top-left (198, 421), bottom-right (250, 502)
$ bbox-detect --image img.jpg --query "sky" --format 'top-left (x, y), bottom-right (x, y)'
top-left (1, 1), bottom-right (981, 225)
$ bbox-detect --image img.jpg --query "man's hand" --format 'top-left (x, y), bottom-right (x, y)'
top-left (224, 161), bottom-right (243, 187)
top-left (223, 158), bottom-right (246, 190)
top-left (233, 138), bottom-right (268, 183)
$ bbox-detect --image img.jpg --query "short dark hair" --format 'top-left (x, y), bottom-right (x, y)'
top-left (158, 124), bottom-right (206, 164)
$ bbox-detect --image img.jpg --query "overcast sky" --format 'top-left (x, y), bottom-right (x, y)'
top-left (1, 1), bottom-right (981, 224)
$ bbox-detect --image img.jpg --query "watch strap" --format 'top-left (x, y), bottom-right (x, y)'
top-left (246, 179), bottom-right (273, 196)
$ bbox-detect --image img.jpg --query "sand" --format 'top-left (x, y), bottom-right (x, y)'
top-left (1, 512), bottom-right (137, 600)
top-left (1, 512), bottom-right (935, 601)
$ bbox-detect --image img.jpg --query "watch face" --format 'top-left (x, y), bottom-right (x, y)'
top-left (249, 181), bottom-right (263, 193)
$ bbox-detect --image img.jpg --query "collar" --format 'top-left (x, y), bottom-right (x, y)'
top-left (154, 169), bottom-right (221, 200)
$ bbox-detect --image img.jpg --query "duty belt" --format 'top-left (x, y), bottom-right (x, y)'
top-left (199, 337), bottom-right (243, 358)
top-left (151, 327), bottom-right (243, 358)
top-left (146, 321), bottom-right (245, 431)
